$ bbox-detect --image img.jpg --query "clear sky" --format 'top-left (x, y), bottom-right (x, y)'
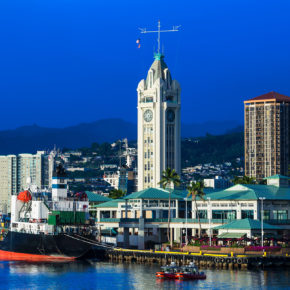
top-left (0, 0), bottom-right (290, 129)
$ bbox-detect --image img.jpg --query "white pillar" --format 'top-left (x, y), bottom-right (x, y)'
top-left (175, 200), bottom-right (179, 218)
top-left (237, 203), bottom-right (242, 219)
top-left (138, 219), bottom-right (145, 250)
top-left (140, 199), bottom-right (143, 218)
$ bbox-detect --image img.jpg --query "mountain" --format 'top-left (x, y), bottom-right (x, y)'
top-left (182, 131), bottom-right (244, 167)
top-left (0, 119), bottom-right (243, 155)
top-left (181, 120), bottom-right (242, 137)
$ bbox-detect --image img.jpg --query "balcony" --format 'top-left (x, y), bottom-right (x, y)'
top-left (266, 219), bottom-right (290, 225)
top-left (96, 218), bottom-right (235, 224)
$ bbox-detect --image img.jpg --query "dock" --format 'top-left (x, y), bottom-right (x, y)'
top-left (107, 248), bottom-right (290, 270)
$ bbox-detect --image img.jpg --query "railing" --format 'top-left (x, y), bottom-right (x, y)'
top-left (97, 218), bottom-right (235, 224)
top-left (266, 219), bottom-right (290, 225)
top-left (99, 218), bottom-right (121, 223)
top-left (98, 218), bottom-right (139, 223)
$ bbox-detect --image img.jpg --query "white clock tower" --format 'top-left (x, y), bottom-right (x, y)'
top-left (137, 53), bottom-right (181, 191)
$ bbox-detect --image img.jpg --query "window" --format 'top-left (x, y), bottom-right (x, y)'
top-left (242, 210), bottom-right (254, 219)
top-left (212, 210), bottom-right (236, 220)
top-left (273, 210), bottom-right (288, 220)
top-left (263, 210), bottom-right (270, 220)
top-left (197, 210), bottom-right (207, 219)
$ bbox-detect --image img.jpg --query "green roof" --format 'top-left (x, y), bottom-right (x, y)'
top-left (111, 183), bottom-right (290, 202)
top-left (217, 232), bottom-right (246, 238)
top-left (85, 191), bottom-right (111, 203)
top-left (92, 199), bottom-right (124, 208)
top-left (265, 174), bottom-right (289, 180)
top-left (124, 188), bottom-right (186, 200)
top-left (203, 184), bottom-right (290, 201)
top-left (123, 187), bottom-right (217, 201)
top-left (213, 218), bottom-right (278, 230)
top-left (101, 228), bottom-right (117, 235)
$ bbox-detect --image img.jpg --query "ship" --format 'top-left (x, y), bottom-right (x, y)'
top-left (0, 164), bottom-right (108, 261)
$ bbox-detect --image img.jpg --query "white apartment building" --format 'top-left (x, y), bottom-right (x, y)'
top-left (0, 151), bottom-right (54, 213)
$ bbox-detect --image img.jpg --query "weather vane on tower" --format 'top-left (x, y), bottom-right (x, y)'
top-left (137, 20), bottom-right (181, 54)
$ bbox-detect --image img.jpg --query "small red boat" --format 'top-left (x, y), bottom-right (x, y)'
top-left (156, 262), bottom-right (179, 279)
top-left (175, 262), bottom-right (206, 280)
top-left (156, 262), bottom-right (206, 280)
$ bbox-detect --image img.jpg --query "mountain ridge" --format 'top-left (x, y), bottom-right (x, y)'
top-left (0, 119), bottom-right (243, 155)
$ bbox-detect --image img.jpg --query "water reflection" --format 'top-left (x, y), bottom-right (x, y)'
top-left (0, 260), bottom-right (289, 289)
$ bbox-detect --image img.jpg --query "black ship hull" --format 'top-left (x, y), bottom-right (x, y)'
top-left (0, 231), bottom-right (105, 261)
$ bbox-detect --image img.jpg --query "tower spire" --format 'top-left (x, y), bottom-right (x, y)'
top-left (139, 20), bottom-right (181, 55)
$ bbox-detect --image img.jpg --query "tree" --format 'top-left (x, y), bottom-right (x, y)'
top-left (109, 189), bottom-right (125, 199)
top-left (159, 168), bottom-right (181, 247)
top-left (232, 176), bottom-right (256, 185)
top-left (187, 181), bottom-right (205, 238)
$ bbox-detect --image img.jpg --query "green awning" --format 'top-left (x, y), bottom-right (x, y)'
top-left (101, 228), bottom-right (117, 236)
top-left (217, 232), bottom-right (246, 239)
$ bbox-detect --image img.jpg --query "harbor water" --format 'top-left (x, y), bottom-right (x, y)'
top-left (0, 260), bottom-right (289, 289)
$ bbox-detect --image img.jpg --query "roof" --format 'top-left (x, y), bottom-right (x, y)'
top-left (203, 184), bottom-right (290, 201)
top-left (124, 187), bottom-right (184, 200)
top-left (265, 174), bottom-right (289, 180)
top-left (213, 218), bottom-right (278, 230)
top-left (217, 232), bottom-right (246, 239)
top-left (146, 54), bottom-right (172, 87)
top-left (244, 91), bottom-right (290, 103)
top-left (92, 199), bottom-right (124, 208)
top-left (85, 191), bottom-right (111, 203)
top-left (123, 187), bottom-right (217, 201)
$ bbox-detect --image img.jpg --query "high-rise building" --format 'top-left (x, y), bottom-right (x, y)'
top-left (0, 151), bottom-right (54, 213)
top-left (0, 155), bottom-right (17, 214)
top-left (137, 53), bottom-right (181, 190)
top-left (244, 91), bottom-right (290, 180)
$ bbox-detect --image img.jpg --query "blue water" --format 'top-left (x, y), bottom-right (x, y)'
top-left (0, 261), bottom-right (289, 289)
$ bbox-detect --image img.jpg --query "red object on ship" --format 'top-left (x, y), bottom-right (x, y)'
top-left (17, 190), bottom-right (32, 203)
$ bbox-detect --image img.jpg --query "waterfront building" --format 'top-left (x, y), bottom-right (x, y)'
top-left (244, 91), bottom-right (290, 181)
top-left (94, 175), bottom-right (289, 249)
top-left (86, 191), bottom-right (111, 219)
top-left (0, 151), bottom-right (54, 213)
top-left (137, 53), bottom-right (181, 191)
top-left (213, 218), bottom-right (278, 239)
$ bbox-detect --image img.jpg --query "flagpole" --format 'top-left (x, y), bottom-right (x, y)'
top-left (138, 21), bottom-right (181, 54)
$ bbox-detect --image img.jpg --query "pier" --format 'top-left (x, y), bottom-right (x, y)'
top-left (107, 248), bottom-right (290, 270)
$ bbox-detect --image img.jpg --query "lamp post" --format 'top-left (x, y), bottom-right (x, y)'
top-left (207, 197), bottom-right (212, 246)
top-left (184, 197), bottom-right (188, 244)
top-left (259, 197), bottom-right (266, 247)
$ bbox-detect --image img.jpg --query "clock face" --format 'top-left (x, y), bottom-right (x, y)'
top-left (167, 109), bottom-right (175, 122)
top-left (144, 109), bottom-right (153, 122)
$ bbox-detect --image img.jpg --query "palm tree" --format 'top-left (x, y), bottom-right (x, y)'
top-left (159, 168), bottom-right (181, 247)
top-left (109, 189), bottom-right (126, 199)
top-left (187, 181), bottom-right (205, 238)
top-left (232, 175), bottom-right (256, 185)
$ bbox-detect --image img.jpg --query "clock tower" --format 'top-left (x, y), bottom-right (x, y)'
top-left (137, 53), bottom-right (181, 191)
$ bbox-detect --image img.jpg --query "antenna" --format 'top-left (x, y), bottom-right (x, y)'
top-left (139, 20), bottom-right (181, 54)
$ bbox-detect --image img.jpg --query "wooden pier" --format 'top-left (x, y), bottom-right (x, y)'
top-left (107, 248), bottom-right (290, 270)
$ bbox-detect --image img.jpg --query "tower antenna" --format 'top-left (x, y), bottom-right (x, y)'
top-left (139, 20), bottom-right (181, 54)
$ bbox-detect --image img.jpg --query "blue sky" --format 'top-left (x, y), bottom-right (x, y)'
top-left (0, 0), bottom-right (289, 129)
